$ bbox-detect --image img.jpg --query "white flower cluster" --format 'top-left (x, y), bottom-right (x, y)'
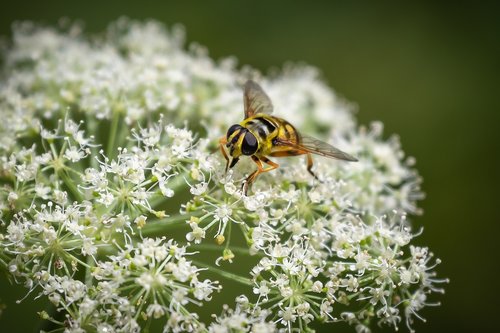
top-left (0, 18), bottom-right (446, 332)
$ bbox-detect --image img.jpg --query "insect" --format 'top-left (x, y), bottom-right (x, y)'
top-left (219, 80), bottom-right (358, 194)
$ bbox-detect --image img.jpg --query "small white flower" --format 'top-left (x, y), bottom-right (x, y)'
top-left (134, 215), bottom-right (147, 228)
top-left (186, 222), bottom-right (205, 244)
top-left (312, 281), bottom-right (323, 293)
top-left (190, 182), bottom-right (208, 196)
top-left (278, 306), bottom-right (296, 326)
top-left (342, 275), bottom-right (360, 292)
top-left (193, 279), bottom-right (217, 301)
top-left (64, 146), bottom-right (85, 162)
top-left (354, 250), bottom-right (371, 271)
top-left (253, 281), bottom-right (270, 298)
top-left (53, 190), bottom-right (68, 205)
top-left (215, 204), bottom-right (232, 223)
top-left (7, 191), bottom-right (18, 203)
top-left (35, 184), bottom-right (51, 199)
top-left (146, 303), bottom-right (166, 319)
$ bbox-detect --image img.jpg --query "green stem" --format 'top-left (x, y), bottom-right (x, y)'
top-left (0, 254), bottom-right (9, 270)
top-left (36, 302), bottom-right (60, 332)
top-left (107, 110), bottom-right (121, 159)
top-left (192, 260), bottom-right (253, 286)
top-left (149, 170), bottom-right (191, 209)
top-left (85, 255), bottom-right (94, 286)
top-left (58, 169), bottom-right (84, 202)
top-left (85, 114), bottom-right (99, 169)
top-left (189, 244), bottom-right (261, 257)
top-left (224, 220), bottom-right (232, 250)
top-left (140, 213), bottom-right (196, 236)
top-left (95, 243), bottom-right (116, 255)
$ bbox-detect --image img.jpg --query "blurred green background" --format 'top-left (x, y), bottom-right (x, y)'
top-left (0, 1), bottom-right (498, 332)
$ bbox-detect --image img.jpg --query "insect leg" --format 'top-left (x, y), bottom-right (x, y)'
top-left (306, 153), bottom-right (319, 181)
top-left (243, 156), bottom-right (279, 195)
top-left (243, 156), bottom-right (262, 195)
top-left (219, 136), bottom-right (230, 173)
top-left (260, 156), bottom-right (279, 173)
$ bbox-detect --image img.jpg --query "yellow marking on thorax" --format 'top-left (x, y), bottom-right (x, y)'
top-left (240, 115), bottom-right (281, 156)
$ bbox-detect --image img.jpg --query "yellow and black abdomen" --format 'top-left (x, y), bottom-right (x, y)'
top-left (274, 117), bottom-right (300, 144)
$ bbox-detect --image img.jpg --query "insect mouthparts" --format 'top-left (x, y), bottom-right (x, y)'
top-left (229, 157), bottom-right (239, 168)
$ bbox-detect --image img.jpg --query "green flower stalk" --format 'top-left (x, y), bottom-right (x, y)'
top-left (0, 19), bottom-right (446, 332)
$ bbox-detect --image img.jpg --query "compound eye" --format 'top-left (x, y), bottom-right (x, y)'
top-left (226, 124), bottom-right (241, 140)
top-left (241, 132), bottom-right (258, 155)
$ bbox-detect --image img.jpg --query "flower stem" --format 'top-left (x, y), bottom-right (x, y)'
top-left (85, 255), bottom-right (94, 286)
top-left (192, 260), bottom-right (253, 286)
top-left (107, 109), bottom-right (121, 159)
top-left (189, 244), bottom-right (261, 257)
top-left (140, 213), bottom-right (196, 236)
top-left (58, 169), bottom-right (84, 202)
top-left (149, 170), bottom-right (190, 209)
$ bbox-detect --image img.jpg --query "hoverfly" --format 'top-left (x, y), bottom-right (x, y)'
top-left (219, 80), bottom-right (357, 194)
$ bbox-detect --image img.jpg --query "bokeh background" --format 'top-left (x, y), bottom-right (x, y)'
top-left (0, 1), bottom-right (498, 332)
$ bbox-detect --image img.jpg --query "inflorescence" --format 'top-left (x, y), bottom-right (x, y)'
top-left (0, 19), bottom-right (446, 333)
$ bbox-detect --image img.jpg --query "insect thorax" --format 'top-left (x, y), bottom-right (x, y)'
top-left (241, 115), bottom-right (299, 155)
top-left (240, 116), bottom-right (275, 150)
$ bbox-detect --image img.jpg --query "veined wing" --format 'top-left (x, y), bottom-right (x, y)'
top-left (243, 80), bottom-right (274, 118)
top-left (275, 133), bottom-right (358, 161)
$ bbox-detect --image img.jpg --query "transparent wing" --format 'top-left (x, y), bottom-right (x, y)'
top-left (276, 133), bottom-right (358, 161)
top-left (243, 80), bottom-right (274, 118)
